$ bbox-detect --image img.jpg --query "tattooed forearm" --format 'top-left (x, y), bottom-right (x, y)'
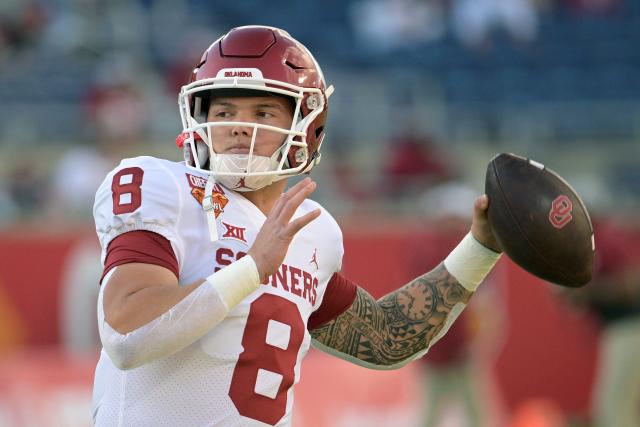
top-left (311, 263), bottom-right (472, 367)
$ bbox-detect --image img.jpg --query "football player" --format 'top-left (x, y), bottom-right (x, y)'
top-left (92, 25), bottom-right (502, 426)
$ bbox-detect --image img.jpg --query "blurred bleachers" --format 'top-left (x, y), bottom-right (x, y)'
top-left (1, 0), bottom-right (638, 140)
top-left (0, 0), bottom-right (639, 222)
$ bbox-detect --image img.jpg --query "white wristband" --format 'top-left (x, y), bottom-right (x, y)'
top-left (206, 255), bottom-right (261, 308)
top-left (444, 232), bottom-right (502, 292)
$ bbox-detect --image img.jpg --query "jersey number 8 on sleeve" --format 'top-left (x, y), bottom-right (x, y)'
top-left (111, 167), bottom-right (144, 214)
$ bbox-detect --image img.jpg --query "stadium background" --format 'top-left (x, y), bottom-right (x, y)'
top-left (0, 0), bottom-right (639, 426)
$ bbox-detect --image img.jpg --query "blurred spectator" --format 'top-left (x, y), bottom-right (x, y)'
top-left (43, 0), bottom-right (149, 57)
top-left (163, 28), bottom-right (222, 95)
top-left (0, 0), bottom-right (47, 58)
top-left (419, 181), bottom-right (479, 222)
top-left (381, 127), bottom-right (453, 200)
top-left (85, 81), bottom-right (146, 142)
top-left (328, 142), bottom-right (374, 204)
top-left (561, 217), bottom-right (640, 427)
top-left (47, 144), bottom-right (115, 221)
top-left (45, 56), bottom-right (147, 222)
top-left (0, 183), bottom-right (18, 223)
top-left (563, 0), bottom-right (621, 15)
top-left (84, 59), bottom-right (148, 144)
top-left (350, 0), bottom-right (447, 53)
top-left (6, 162), bottom-right (48, 221)
top-left (451, 0), bottom-right (539, 49)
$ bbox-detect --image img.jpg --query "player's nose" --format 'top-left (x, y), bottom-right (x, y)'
top-left (231, 123), bottom-right (253, 137)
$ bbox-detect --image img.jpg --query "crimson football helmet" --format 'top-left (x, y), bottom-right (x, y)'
top-left (177, 25), bottom-right (333, 190)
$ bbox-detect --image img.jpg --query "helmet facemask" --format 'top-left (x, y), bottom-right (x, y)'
top-left (178, 77), bottom-right (327, 191)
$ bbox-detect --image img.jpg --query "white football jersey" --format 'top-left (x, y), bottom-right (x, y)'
top-left (92, 156), bottom-right (344, 427)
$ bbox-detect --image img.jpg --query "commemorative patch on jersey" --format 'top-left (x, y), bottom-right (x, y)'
top-left (185, 173), bottom-right (228, 218)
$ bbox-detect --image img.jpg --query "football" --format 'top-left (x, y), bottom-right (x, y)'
top-left (485, 153), bottom-right (594, 287)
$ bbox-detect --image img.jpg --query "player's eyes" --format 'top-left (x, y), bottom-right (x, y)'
top-left (210, 109), bottom-right (277, 120)
top-left (211, 110), bottom-right (231, 119)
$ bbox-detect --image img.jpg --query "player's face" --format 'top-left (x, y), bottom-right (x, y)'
top-left (206, 96), bottom-right (294, 157)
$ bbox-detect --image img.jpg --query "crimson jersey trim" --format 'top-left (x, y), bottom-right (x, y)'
top-left (307, 272), bottom-right (357, 331)
top-left (100, 230), bottom-right (179, 283)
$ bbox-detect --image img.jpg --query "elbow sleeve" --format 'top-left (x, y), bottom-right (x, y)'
top-left (97, 257), bottom-right (260, 369)
top-left (97, 271), bottom-right (230, 370)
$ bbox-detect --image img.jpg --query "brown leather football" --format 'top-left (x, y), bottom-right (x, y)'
top-left (485, 153), bottom-right (594, 287)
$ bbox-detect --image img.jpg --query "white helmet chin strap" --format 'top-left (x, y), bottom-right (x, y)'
top-left (202, 175), bottom-right (219, 242)
top-left (201, 152), bottom-right (282, 242)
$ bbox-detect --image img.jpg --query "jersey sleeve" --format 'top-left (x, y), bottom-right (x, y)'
top-left (101, 230), bottom-right (179, 283)
top-left (93, 156), bottom-right (185, 267)
top-left (307, 272), bottom-right (357, 330)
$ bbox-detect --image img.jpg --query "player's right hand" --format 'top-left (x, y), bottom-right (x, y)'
top-left (248, 177), bottom-right (321, 283)
top-left (471, 194), bottom-right (502, 253)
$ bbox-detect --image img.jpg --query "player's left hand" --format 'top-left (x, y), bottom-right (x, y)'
top-left (471, 194), bottom-right (502, 253)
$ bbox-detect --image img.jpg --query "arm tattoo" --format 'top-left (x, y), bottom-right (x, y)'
top-left (310, 263), bottom-right (472, 367)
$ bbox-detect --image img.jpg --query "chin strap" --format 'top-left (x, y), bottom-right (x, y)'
top-left (202, 174), bottom-right (219, 242)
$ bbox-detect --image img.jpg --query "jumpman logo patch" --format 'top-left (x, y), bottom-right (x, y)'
top-left (310, 248), bottom-right (319, 270)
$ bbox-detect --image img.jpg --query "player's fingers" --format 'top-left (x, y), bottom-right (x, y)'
top-left (278, 179), bottom-right (317, 223)
top-left (473, 194), bottom-right (490, 223)
top-left (471, 194), bottom-right (502, 252)
top-left (268, 193), bottom-right (287, 220)
top-left (285, 208), bottom-right (321, 236)
top-left (477, 194), bottom-right (489, 210)
top-left (270, 177), bottom-right (312, 220)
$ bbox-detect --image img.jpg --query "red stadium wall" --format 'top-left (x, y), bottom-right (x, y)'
top-left (0, 230), bottom-right (85, 349)
top-left (0, 223), bottom-right (621, 424)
